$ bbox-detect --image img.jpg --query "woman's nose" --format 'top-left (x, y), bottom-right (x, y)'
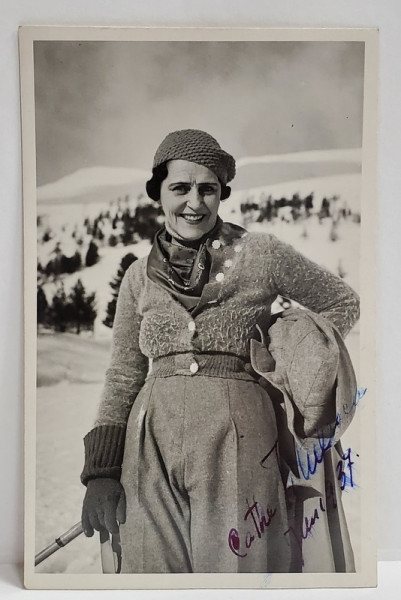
top-left (186, 186), bottom-right (203, 210)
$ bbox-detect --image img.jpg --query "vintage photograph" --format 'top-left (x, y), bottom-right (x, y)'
top-left (20, 27), bottom-right (377, 589)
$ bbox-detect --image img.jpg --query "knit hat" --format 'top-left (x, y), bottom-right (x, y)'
top-left (152, 129), bottom-right (236, 185)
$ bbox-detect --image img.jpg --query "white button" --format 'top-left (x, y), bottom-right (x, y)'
top-left (188, 321), bottom-right (196, 332)
top-left (224, 259), bottom-right (233, 268)
top-left (212, 240), bottom-right (221, 249)
top-left (215, 272), bottom-right (225, 282)
top-left (189, 361), bottom-right (199, 374)
top-left (234, 245), bottom-right (242, 253)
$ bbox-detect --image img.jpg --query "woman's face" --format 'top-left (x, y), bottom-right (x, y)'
top-left (159, 159), bottom-right (222, 241)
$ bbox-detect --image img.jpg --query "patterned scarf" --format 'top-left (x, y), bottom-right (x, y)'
top-left (147, 218), bottom-right (223, 312)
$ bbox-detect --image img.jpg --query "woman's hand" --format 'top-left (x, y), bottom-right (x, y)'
top-left (81, 478), bottom-right (126, 537)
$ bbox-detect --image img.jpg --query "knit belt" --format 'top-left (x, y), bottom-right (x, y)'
top-left (148, 352), bottom-right (259, 381)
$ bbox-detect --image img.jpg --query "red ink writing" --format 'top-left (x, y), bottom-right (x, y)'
top-left (228, 498), bottom-right (276, 558)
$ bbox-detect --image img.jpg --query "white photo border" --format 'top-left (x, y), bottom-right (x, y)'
top-left (20, 25), bottom-right (378, 590)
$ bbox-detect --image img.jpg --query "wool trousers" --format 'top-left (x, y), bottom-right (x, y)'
top-left (119, 373), bottom-right (291, 573)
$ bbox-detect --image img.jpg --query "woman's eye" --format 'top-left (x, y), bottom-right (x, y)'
top-left (200, 186), bottom-right (215, 195)
top-left (173, 185), bottom-right (189, 194)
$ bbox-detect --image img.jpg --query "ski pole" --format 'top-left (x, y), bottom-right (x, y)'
top-left (35, 521), bottom-right (84, 566)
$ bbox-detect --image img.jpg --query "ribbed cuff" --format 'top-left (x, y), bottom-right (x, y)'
top-left (80, 425), bottom-right (127, 486)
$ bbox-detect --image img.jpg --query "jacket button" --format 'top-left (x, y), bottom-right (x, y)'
top-left (188, 321), bottom-right (196, 332)
top-left (244, 362), bottom-right (253, 373)
top-left (212, 240), bottom-right (221, 249)
top-left (189, 361), bottom-right (199, 374)
top-left (216, 272), bottom-right (225, 282)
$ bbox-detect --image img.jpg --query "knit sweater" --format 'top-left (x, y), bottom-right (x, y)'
top-left (81, 221), bottom-right (360, 484)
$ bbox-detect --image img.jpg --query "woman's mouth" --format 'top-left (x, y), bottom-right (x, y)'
top-left (180, 214), bottom-right (205, 223)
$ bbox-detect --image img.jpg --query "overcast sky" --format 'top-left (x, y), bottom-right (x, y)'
top-left (34, 41), bottom-right (365, 186)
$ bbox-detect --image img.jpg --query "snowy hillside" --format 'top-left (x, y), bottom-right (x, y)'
top-left (236, 148), bottom-right (361, 168)
top-left (37, 148), bottom-right (361, 206)
top-left (222, 172), bottom-right (361, 220)
top-left (37, 166), bottom-right (149, 205)
top-left (233, 148), bottom-right (361, 191)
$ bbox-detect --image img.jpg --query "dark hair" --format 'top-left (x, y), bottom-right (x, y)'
top-left (145, 162), bottom-right (231, 202)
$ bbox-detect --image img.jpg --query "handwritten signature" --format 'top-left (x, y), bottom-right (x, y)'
top-left (228, 498), bottom-right (276, 558)
top-left (343, 387), bottom-right (367, 415)
top-left (229, 448), bottom-right (358, 560)
top-left (284, 491), bottom-right (335, 559)
top-left (227, 384), bottom-right (365, 560)
top-left (296, 436), bottom-right (334, 481)
top-left (296, 387), bottom-right (366, 481)
top-left (337, 447), bottom-right (357, 491)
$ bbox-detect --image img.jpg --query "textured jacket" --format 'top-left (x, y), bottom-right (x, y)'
top-left (94, 221), bottom-right (360, 428)
top-left (250, 310), bottom-right (358, 572)
top-left (250, 308), bottom-right (357, 441)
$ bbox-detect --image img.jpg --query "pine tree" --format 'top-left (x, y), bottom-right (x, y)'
top-left (37, 285), bottom-right (48, 326)
top-left (103, 253), bottom-right (137, 328)
top-left (48, 283), bottom-right (70, 332)
top-left (68, 279), bottom-right (97, 334)
top-left (42, 228), bottom-right (53, 243)
top-left (134, 204), bottom-right (160, 241)
top-left (85, 240), bottom-right (99, 267)
top-left (61, 251), bottom-right (82, 274)
top-left (121, 210), bottom-right (135, 245)
top-left (108, 234), bottom-right (118, 247)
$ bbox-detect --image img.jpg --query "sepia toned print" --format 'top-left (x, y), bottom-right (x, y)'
top-left (20, 26), bottom-right (377, 589)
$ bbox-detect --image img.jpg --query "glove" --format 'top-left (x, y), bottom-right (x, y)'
top-left (81, 477), bottom-right (126, 537)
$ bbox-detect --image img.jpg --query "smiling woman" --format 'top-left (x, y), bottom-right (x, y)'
top-left (159, 160), bottom-right (222, 242)
top-left (79, 128), bottom-right (360, 574)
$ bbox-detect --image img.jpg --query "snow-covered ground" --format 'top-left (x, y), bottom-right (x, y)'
top-left (36, 377), bottom-right (103, 573)
top-left (35, 149), bottom-right (363, 573)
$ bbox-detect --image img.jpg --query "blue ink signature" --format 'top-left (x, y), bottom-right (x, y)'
top-left (336, 447), bottom-right (357, 491)
top-left (296, 437), bottom-right (358, 487)
top-left (296, 436), bottom-right (334, 481)
top-left (343, 386), bottom-right (367, 415)
top-left (285, 448), bottom-right (358, 562)
top-left (284, 494), bottom-right (335, 560)
top-left (228, 498), bottom-right (276, 558)
top-left (296, 386), bottom-right (366, 480)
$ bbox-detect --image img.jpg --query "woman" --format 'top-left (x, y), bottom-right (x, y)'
top-left (81, 129), bottom-right (360, 573)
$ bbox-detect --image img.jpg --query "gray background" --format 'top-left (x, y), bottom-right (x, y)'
top-left (34, 40), bottom-right (364, 185)
top-left (0, 0), bottom-right (400, 595)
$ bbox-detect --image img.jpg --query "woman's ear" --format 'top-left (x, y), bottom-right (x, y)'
top-left (220, 185), bottom-right (231, 201)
